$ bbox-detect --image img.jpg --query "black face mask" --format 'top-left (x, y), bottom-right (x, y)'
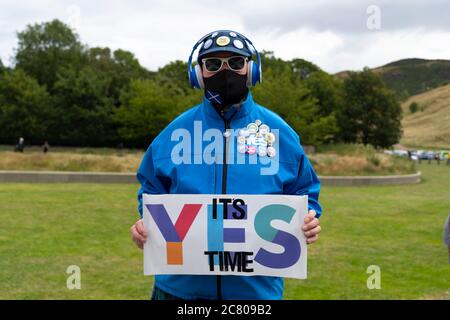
top-left (203, 69), bottom-right (248, 107)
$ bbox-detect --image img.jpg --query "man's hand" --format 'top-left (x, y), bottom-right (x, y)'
top-left (130, 219), bottom-right (148, 249)
top-left (302, 210), bottom-right (321, 245)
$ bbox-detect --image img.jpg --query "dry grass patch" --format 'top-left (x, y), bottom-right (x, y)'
top-left (0, 151), bottom-right (143, 172)
top-left (401, 84), bottom-right (450, 149)
top-left (310, 144), bottom-right (416, 176)
top-left (0, 144), bottom-right (416, 176)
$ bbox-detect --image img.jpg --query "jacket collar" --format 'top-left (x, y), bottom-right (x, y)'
top-left (202, 91), bottom-right (255, 121)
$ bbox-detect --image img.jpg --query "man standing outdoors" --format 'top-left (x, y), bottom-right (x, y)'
top-left (130, 30), bottom-right (323, 300)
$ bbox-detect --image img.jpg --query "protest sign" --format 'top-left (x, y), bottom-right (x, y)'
top-left (143, 194), bottom-right (308, 279)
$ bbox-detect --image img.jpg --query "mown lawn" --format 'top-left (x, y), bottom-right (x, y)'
top-left (0, 163), bottom-right (449, 299)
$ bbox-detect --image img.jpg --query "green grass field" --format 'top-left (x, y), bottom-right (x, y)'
top-left (0, 163), bottom-right (449, 300)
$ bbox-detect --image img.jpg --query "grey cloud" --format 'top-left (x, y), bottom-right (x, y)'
top-left (1, 0), bottom-right (450, 72)
top-left (237, 0), bottom-right (450, 35)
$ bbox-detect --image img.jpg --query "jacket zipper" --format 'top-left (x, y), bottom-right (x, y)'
top-left (217, 116), bottom-right (230, 300)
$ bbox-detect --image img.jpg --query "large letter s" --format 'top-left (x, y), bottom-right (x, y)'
top-left (254, 204), bottom-right (301, 269)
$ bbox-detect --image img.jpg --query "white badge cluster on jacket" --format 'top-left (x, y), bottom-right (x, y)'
top-left (237, 120), bottom-right (276, 157)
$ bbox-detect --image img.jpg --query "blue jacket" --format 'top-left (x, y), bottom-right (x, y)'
top-left (137, 92), bottom-right (322, 300)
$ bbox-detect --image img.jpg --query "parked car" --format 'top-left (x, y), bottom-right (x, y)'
top-left (410, 151), bottom-right (419, 161)
top-left (417, 150), bottom-right (428, 160)
top-left (439, 151), bottom-right (449, 161)
top-left (393, 149), bottom-right (409, 157)
top-left (425, 151), bottom-right (436, 160)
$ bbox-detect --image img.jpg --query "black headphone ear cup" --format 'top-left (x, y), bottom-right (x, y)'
top-left (194, 65), bottom-right (204, 89)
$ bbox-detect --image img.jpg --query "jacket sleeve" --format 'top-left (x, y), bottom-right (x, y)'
top-left (136, 143), bottom-right (171, 219)
top-left (284, 148), bottom-right (323, 218)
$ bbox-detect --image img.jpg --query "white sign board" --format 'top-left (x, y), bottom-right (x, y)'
top-left (143, 194), bottom-right (308, 279)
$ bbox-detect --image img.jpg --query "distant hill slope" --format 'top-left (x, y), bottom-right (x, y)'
top-left (373, 58), bottom-right (450, 98)
top-left (336, 58), bottom-right (450, 99)
top-left (401, 84), bottom-right (450, 149)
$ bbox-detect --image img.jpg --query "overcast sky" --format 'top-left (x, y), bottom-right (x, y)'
top-left (1, 0), bottom-right (450, 73)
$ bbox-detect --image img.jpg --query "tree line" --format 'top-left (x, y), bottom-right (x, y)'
top-left (0, 20), bottom-right (402, 149)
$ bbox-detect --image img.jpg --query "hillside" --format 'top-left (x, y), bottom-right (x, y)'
top-left (336, 58), bottom-right (450, 99)
top-left (401, 84), bottom-right (450, 149)
top-left (374, 58), bottom-right (450, 98)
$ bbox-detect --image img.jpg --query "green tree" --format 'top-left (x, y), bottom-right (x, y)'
top-left (338, 68), bottom-right (402, 148)
top-left (304, 72), bottom-right (343, 116)
top-left (0, 69), bottom-right (50, 144)
top-left (49, 66), bottom-right (117, 146)
top-left (14, 19), bottom-right (86, 91)
top-left (303, 71), bottom-right (343, 143)
top-left (253, 54), bottom-right (338, 145)
top-left (155, 60), bottom-right (192, 95)
top-left (290, 58), bottom-right (321, 80)
top-left (409, 101), bottom-right (419, 114)
top-left (87, 47), bottom-right (151, 105)
top-left (114, 79), bottom-right (196, 146)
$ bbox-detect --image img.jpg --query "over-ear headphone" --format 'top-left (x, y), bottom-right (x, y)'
top-left (187, 30), bottom-right (262, 89)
